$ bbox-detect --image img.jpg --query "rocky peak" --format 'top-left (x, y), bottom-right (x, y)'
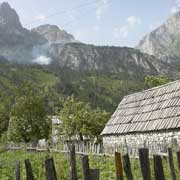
top-left (32, 24), bottom-right (76, 44)
top-left (0, 2), bottom-right (23, 32)
top-left (137, 11), bottom-right (180, 64)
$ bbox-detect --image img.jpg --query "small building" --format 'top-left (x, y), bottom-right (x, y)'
top-left (101, 80), bottom-right (180, 155)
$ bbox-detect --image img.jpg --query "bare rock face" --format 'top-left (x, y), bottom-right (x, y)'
top-left (50, 43), bottom-right (175, 77)
top-left (32, 24), bottom-right (76, 44)
top-left (0, 2), bottom-right (23, 31)
top-left (137, 11), bottom-right (180, 64)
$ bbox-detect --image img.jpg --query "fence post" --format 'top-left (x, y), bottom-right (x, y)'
top-left (82, 155), bottom-right (90, 180)
top-left (89, 169), bottom-right (100, 180)
top-left (45, 157), bottom-right (57, 180)
top-left (15, 161), bottom-right (20, 180)
top-left (25, 159), bottom-right (34, 180)
top-left (81, 155), bottom-right (100, 180)
top-left (138, 148), bottom-right (151, 180)
top-left (122, 154), bottom-right (133, 180)
top-left (70, 144), bottom-right (78, 180)
top-left (176, 151), bottom-right (180, 171)
top-left (153, 155), bottom-right (165, 180)
top-left (115, 152), bottom-right (123, 180)
top-left (168, 148), bottom-right (176, 180)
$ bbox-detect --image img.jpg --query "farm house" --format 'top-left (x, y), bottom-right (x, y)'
top-left (101, 80), bottom-right (180, 155)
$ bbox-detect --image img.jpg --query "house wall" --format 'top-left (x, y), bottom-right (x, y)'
top-left (102, 130), bottom-right (180, 155)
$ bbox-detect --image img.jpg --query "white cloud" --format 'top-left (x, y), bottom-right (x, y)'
top-left (127, 16), bottom-right (141, 27)
top-left (171, 0), bottom-right (180, 14)
top-left (113, 16), bottom-right (142, 39)
top-left (33, 56), bottom-right (52, 65)
top-left (171, 6), bottom-right (180, 14)
top-left (34, 14), bottom-right (47, 22)
top-left (96, 0), bottom-right (109, 21)
top-left (113, 26), bottom-right (128, 39)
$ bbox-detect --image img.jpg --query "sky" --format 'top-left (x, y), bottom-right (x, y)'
top-left (1, 0), bottom-right (179, 47)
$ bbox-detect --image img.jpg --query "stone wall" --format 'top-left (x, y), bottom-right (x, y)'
top-left (102, 130), bottom-right (180, 155)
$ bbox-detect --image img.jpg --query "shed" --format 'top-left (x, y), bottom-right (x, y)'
top-left (101, 80), bottom-right (180, 154)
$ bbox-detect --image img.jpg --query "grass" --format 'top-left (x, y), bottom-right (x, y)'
top-left (0, 150), bottom-right (180, 180)
top-left (0, 151), bottom-right (180, 180)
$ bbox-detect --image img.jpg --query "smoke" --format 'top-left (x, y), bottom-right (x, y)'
top-left (33, 55), bottom-right (52, 65)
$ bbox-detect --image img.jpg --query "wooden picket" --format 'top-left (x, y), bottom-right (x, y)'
top-left (138, 148), bottom-right (151, 180)
top-left (10, 147), bottom-right (180, 180)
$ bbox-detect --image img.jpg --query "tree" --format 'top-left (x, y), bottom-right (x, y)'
top-left (60, 96), bottom-right (110, 140)
top-left (0, 104), bottom-right (10, 137)
top-left (86, 108), bottom-right (110, 139)
top-left (144, 75), bottom-right (170, 88)
top-left (8, 82), bottom-right (51, 144)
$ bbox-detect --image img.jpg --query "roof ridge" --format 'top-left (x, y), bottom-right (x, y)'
top-left (124, 79), bottom-right (180, 98)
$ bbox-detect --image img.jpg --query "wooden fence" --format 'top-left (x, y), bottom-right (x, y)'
top-left (6, 146), bottom-right (180, 179)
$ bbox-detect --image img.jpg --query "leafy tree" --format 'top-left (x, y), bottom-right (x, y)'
top-left (8, 82), bottom-right (51, 144)
top-left (0, 104), bottom-right (10, 137)
top-left (144, 75), bottom-right (170, 88)
top-left (86, 108), bottom-right (110, 139)
top-left (60, 96), bottom-right (110, 140)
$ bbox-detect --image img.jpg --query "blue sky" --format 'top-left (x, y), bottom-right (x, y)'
top-left (1, 0), bottom-right (179, 47)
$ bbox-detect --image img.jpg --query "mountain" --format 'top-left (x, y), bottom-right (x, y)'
top-left (50, 43), bottom-right (174, 77)
top-left (0, 2), bottom-right (174, 76)
top-left (32, 24), bottom-right (76, 45)
top-left (0, 2), bottom-right (178, 113)
top-left (137, 11), bottom-right (180, 65)
top-left (0, 2), bottom-right (75, 64)
top-left (0, 2), bottom-right (46, 63)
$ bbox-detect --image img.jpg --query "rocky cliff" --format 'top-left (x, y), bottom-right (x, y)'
top-left (32, 24), bottom-right (76, 45)
top-left (50, 43), bottom-right (174, 77)
top-left (137, 11), bottom-right (180, 65)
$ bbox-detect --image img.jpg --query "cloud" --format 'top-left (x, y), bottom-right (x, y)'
top-left (113, 16), bottom-right (142, 39)
top-left (33, 56), bottom-right (52, 65)
top-left (127, 16), bottom-right (141, 27)
top-left (96, 0), bottom-right (109, 21)
top-left (113, 26), bottom-right (128, 39)
top-left (171, 0), bottom-right (180, 13)
top-left (34, 14), bottom-right (47, 22)
top-left (171, 6), bottom-right (179, 14)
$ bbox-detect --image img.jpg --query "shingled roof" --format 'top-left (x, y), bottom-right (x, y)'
top-left (101, 80), bottom-right (180, 136)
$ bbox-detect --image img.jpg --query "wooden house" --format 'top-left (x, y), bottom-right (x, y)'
top-left (101, 80), bottom-right (180, 155)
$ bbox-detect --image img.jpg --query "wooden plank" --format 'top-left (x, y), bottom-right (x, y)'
top-left (168, 148), bottom-right (176, 180)
top-left (15, 161), bottom-right (20, 180)
top-left (122, 154), bottom-right (133, 180)
top-left (25, 159), bottom-right (34, 180)
top-left (69, 144), bottom-right (78, 180)
top-left (176, 151), bottom-right (180, 171)
top-left (115, 152), bottom-right (123, 180)
top-left (138, 148), bottom-right (151, 180)
top-left (82, 155), bottom-right (90, 180)
top-left (45, 157), bottom-right (57, 180)
top-left (153, 155), bottom-right (165, 180)
top-left (89, 169), bottom-right (100, 180)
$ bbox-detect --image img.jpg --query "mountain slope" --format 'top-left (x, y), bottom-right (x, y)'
top-left (137, 11), bottom-right (180, 65)
top-left (50, 43), bottom-right (175, 77)
top-left (32, 24), bottom-right (76, 45)
top-left (0, 59), bottom-right (57, 103)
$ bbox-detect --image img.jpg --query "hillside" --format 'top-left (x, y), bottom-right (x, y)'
top-left (0, 59), bottom-right (57, 104)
